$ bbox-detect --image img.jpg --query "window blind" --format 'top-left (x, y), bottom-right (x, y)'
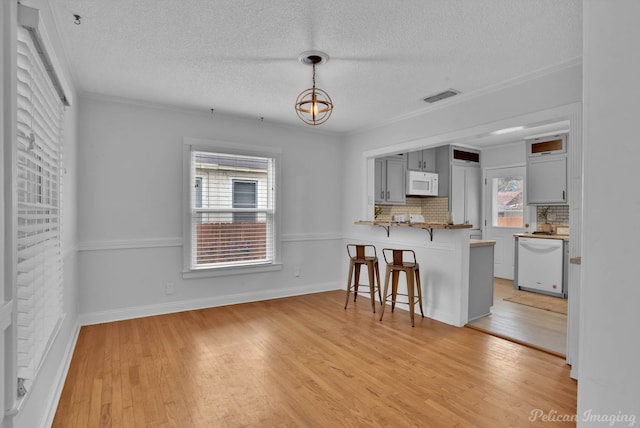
top-left (190, 151), bottom-right (275, 268)
top-left (15, 26), bottom-right (64, 386)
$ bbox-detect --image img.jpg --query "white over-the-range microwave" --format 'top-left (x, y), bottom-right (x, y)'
top-left (406, 170), bottom-right (439, 196)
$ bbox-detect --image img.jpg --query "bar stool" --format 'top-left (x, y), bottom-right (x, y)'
top-left (379, 248), bottom-right (424, 327)
top-left (344, 244), bottom-right (382, 312)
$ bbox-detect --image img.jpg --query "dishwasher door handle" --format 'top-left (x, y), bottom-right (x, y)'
top-left (520, 242), bottom-right (562, 253)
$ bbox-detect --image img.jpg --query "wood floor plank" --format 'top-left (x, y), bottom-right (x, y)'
top-left (53, 290), bottom-right (576, 427)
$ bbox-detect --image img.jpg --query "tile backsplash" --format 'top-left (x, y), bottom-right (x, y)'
top-left (375, 196), bottom-right (449, 223)
top-left (375, 199), bottom-right (570, 231)
top-left (536, 205), bottom-right (569, 229)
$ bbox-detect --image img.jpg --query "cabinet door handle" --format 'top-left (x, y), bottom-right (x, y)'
top-left (563, 190), bottom-right (566, 201)
top-left (387, 191), bottom-right (390, 199)
top-left (381, 191), bottom-right (384, 199)
top-left (419, 160), bottom-right (422, 169)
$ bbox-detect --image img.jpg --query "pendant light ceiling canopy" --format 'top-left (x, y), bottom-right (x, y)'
top-left (295, 51), bottom-right (333, 126)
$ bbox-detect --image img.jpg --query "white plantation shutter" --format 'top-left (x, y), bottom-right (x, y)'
top-left (190, 150), bottom-right (275, 268)
top-left (15, 26), bottom-right (64, 385)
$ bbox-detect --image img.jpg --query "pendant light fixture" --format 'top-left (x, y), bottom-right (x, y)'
top-left (295, 51), bottom-right (333, 126)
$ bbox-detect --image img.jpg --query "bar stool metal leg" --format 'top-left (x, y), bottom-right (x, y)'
top-left (344, 259), bottom-right (355, 310)
top-left (415, 266), bottom-right (425, 318)
top-left (367, 260), bottom-right (377, 312)
top-left (379, 248), bottom-right (425, 327)
top-left (379, 263), bottom-right (393, 321)
top-left (407, 270), bottom-right (415, 327)
top-left (374, 260), bottom-right (383, 304)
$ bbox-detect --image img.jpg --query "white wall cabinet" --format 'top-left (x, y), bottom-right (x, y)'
top-left (406, 148), bottom-right (436, 171)
top-left (375, 156), bottom-right (406, 205)
top-left (526, 155), bottom-right (567, 204)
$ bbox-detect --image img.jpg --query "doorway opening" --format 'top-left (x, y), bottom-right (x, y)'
top-left (467, 165), bottom-right (568, 357)
top-left (467, 278), bottom-right (567, 356)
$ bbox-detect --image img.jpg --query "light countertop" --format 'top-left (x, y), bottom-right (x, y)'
top-left (470, 239), bottom-right (496, 247)
top-left (355, 220), bottom-right (472, 229)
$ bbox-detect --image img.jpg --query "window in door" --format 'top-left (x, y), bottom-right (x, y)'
top-left (491, 175), bottom-right (524, 227)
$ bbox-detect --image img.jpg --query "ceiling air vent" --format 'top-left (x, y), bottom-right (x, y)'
top-left (423, 89), bottom-right (460, 104)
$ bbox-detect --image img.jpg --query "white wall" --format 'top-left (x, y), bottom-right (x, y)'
top-left (579, 1), bottom-right (640, 423)
top-left (481, 142), bottom-right (526, 169)
top-left (77, 96), bottom-right (344, 321)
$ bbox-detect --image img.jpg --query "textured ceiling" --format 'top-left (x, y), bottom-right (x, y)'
top-left (48, 0), bottom-right (582, 134)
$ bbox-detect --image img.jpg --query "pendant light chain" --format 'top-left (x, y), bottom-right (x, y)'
top-left (312, 63), bottom-right (316, 89)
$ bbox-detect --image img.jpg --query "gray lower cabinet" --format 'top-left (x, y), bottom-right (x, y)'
top-left (468, 241), bottom-right (496, 321)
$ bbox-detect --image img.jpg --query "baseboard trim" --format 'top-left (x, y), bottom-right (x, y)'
top-left (78, 281), bottom-right (342, 326)
top-left (41, 321), bottom-right (81, 428)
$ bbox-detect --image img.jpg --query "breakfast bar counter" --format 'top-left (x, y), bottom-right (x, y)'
top-left (355, 220), bottom-right (472, 240)
top-left (351, 220), bottom-right (480, 327)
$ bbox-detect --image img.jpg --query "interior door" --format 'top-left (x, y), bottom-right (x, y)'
top-left (484, 166), bottom-right (529, 279)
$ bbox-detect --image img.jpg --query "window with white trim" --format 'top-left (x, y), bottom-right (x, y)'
top-left (185, 147), bottom-right (277, 270)
top-left (15, 23), bottom-right (66, 395)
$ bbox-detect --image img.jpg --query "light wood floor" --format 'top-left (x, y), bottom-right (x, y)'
top-left (53, 290), bottom-right (576, 427)
top-left (467, 278), bottom-right (568, 357)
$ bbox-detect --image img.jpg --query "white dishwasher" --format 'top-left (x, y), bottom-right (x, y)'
top-left (516, 237), bottom-right (565, 297)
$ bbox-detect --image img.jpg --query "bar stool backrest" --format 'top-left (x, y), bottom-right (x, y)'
top-left (347, 244), bottom-right (377, 260)
top-left (382, 248), bottom-right (417, 266)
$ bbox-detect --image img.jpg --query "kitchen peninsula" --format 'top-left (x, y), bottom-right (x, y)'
top-left (354, 220), bottom-right (472, 240)
top-left (353, 220), bottom-right (492, 327)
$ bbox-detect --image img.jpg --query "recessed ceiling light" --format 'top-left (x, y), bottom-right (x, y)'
top-left (491, 126), bottom-right (525, 135)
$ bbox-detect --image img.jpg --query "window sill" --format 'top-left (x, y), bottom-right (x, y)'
top-left (182, 262), bottom-right (283, 279)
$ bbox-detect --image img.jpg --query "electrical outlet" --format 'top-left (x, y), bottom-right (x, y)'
top-left (166, 282), bottom-right (174, 295)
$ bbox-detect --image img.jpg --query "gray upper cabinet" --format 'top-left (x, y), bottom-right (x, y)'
top-left (375, 156), bottom-right (406, 205)
top-left (406, 148), bottom-right (436, 172)
top-left (527, 156), bottom-right (567, 204)
top-left (526, 134), bottom-right (568, 205)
